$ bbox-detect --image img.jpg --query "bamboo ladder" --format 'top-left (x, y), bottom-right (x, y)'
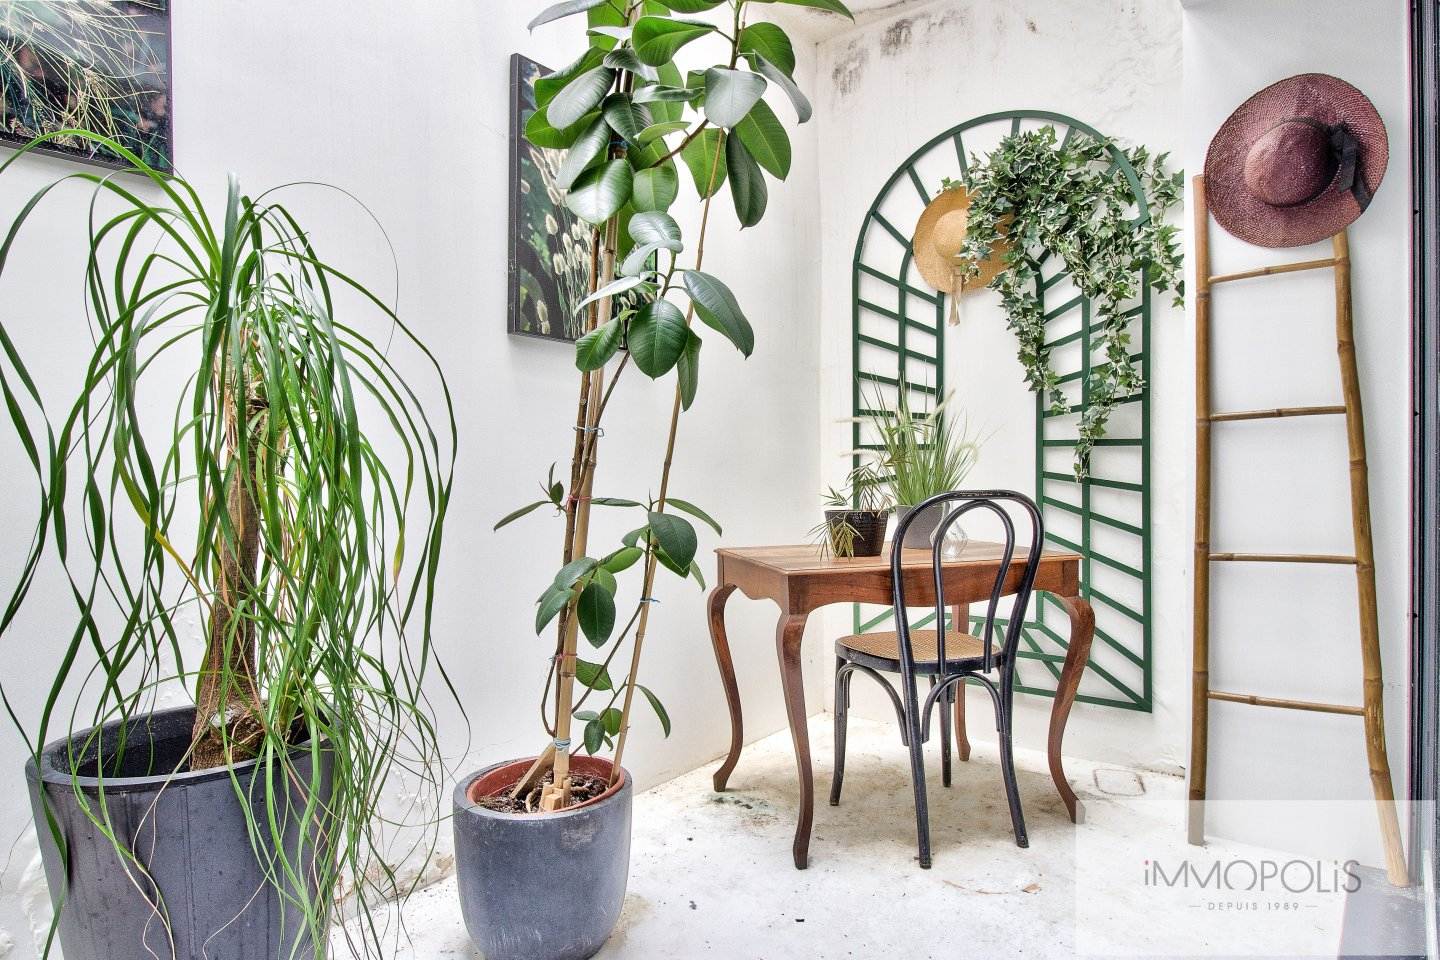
top-left (1190, 175), bottom-right (1408, 886)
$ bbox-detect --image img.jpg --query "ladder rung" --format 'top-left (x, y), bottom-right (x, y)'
top-left (1208, 690), bottom-right (1365, 716)
top-left (1209, 552), bottom-right (1357, 564)
top-left (1208, 256), bottom-right (1344, 285)
top-left (1208, 405), bottom-right (1346, 422)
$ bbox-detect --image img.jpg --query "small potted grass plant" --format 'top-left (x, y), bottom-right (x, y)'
top-left (0, 132), bottom-right (454, 960)
top-left (458, 1), bottom-right (853, 959)
top-left (812, 464), bottom-right (890, 558)
top-left (857, 386), bottom-right (980, 550)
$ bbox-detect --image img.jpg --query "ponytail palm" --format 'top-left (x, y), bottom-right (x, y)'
top-left (0, 131), bottom-right (455, 956)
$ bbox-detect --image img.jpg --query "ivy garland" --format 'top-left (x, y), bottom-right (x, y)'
top-left (951, 126), bottom-right (1183, 477)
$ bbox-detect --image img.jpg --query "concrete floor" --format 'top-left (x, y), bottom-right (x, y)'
top-left (344, 714), bottom-right (1346, 959)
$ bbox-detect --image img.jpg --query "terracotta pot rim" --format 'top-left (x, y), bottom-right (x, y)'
top-left (461, 756), bottom-right (629, 816)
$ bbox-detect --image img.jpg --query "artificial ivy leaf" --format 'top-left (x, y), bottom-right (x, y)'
top-left (576, 659), bottom-right (614, 691)
top-left (548, 66), bottom-right (615, 130)
top-left (683, 270), bottom-right (753, 356)
top-left (627, 299), bottom-right (688, 376)
top-left (734, 99), bottom-right (791, 179)
top-left (677, 330), bottom-right (702, 410)
top-left (602, 93), bottom-right (651, 143)
top-left (566, 159), bottom-right (633, 224)
top-left (632, 162), bottom-right (680, 212)
top-left (577, 581), bottom-right (616, 647)
top-left (628, 211), bottom-right (683, 251)
top-left (638, 684), bottom-right (672, 736)
top-left (749, 54), bottom-right (812, 124)
top-left (528, 0), bottom-right (609, 30)
top-left (633, 16), bottom-right (716, 66)
top-left (647, 511), bottom-right (698, 569)
top-left (556, 116), bottom-right (612, 189)
top-left (575, 319), bottom-right (625, 371)
top-left (738, 22), bottom-right (796, 76)
top-left (725, 134), bottom-right (768, 227)
top-left (703, 67), bottom-right (767, 128)
top-left (666, 497), bottom-right (723, 535)
top-left (680, 129), bottom-right (728, 198)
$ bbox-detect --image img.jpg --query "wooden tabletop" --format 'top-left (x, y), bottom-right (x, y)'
top-left (715, 541), bottom-right (1082, 614)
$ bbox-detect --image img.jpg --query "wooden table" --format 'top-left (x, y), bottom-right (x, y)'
top-left (707, 542), bottom-right (1094, 869)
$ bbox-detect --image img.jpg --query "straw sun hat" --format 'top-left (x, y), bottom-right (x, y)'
top-left (1205, 73), bottom-right (1388, 248)
top-left (911, 185), bottom-right (1009, 325)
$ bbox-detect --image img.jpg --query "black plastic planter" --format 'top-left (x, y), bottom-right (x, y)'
top-left (824, 509), bottom-right (890, 557)
top-left (24, 705), bottom-right (334, 960)
top-left (454, 756), bottom-right (632, 960)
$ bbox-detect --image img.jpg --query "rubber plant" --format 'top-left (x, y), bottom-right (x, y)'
top-left (499, 0), bottom-right (852, 810)
top-left (0, 131), bottom-right (455, 956)
top-left (953, 126), bottom-right (1183, 476)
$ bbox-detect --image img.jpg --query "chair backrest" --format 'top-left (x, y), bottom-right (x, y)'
top-left (889, 490), bottom-right (1045, 675)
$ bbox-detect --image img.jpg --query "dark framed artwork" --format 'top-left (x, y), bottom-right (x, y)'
top-left (508, 53), bottom-right (593, 342)
top-left (0, 0), bottom-right (173, 171)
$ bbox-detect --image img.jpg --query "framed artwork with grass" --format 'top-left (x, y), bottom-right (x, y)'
top-left (0, 0), bottom-right (173, 171)
top-left (508, 53), bottom-right (592, 342)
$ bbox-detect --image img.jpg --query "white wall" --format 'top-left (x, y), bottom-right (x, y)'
top-left (0, 2), bottom-right (825, 955)
top-left (810, 0), bottom-right (1191, 773)
top-left (1181, 0), bottom-right (1412, 860)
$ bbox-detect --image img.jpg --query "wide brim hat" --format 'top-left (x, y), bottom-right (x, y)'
top-left (1205, 73), bottom-right (1388, 248)
top-left (912, 186), bottom-right (1009, 302)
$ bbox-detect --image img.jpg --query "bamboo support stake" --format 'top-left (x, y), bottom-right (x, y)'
top-left (1333, 230), bottom-right (1408, 886)
top-left (1188, 175), bottom-right (1212, 847)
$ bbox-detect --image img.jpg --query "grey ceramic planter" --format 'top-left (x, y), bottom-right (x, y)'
top-left (25, 705), bottom-right (334, 960)
top-left (454, 756), bottom-right (632, 960)
top-left (894, 502), bottom-right (946, 550)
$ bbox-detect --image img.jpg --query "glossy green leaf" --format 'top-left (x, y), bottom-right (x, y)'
top-left (574, 275), bottom-right (650, 314)
top-left (725, 133), bottom-right (767, 227)
top-left (677, 330), bottom-right (701, 410)
top-left (752, 0), bottom-right (854, 18)
top-left (738, 22), bottom-right (796, 76)
top-left (577, 581), bottom-right (616, 647)
top-left (750, 54), bottom-right (812, 124)
top-left (591, 497), bottom-right (643, 507)
top-left (528, 0), bottom-right (608, 30)
top-left (637, 684), bottom-right (672, 736)
top-left (627, 299), bottom-right (688, 377)
top-left (734, 99), bottom-right (791, 179)
top-left (535, 581), bottom-right (573, 634)
top-left (584, 717), bottom-right (605, 754)
top-left (603, 45), bottom-right (659, 81)
top-left (647, 511), bottom-right (697, 569)
top-left (602, 546), bottom-right (644, 572)
top-left (556, 116), bottom-right (611, 189)
top-left (703, 67), bottom-right (767, 128)
top-left (687, 559), bottom-right (708, 589)
top-left (600, 706), bottom-right (624, 735)
top-left (680, 128), bottom-right (728, 198)
top-left (535, 47), bottom-right (606, 108)
top-left (621, 241), bottom-right (664, 277)
top-left (666, 497), bottom-right (722, 535)
top-left (656, 0), bottom-right (723, 11)
top-left (575, 319), bottom-right (624, 371)
top-left (683, 270), bottom-right (754, 356)
top-left (632, 162), bottom-right (680, 212)
top-left (494, 499), bottom-right (552, 531)
top-left (566, 159), bottom-right (633, 224)
top-left (633, 16), bottom-right (716, 66)
top-left (628, 211), bottom-right (683, 251)
top-left (548, 66), bottom-right (615, 130)
top-left (603, 93), bottom-right (651, 143)
top-left (576, 658), bottom-right (614, 691)
top-left (525, 106), bottom-right (597, 150)
top-left (636, 120), bottom-right (691, 146)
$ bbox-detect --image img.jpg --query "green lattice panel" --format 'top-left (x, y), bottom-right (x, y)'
top-left (850, 111), bottom-right (1153, 712)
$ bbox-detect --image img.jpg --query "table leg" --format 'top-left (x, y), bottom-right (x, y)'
top-left (1049, 595), bottom-right (1095, 824)
top-left (775, 611), bottom-right (812, 869)
top-left (708, 583), bottom-right (741, 792)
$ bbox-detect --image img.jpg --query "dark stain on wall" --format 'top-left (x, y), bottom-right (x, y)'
top-left (880, 17), bottom-right (914, 56)
top-left (831, 42), bottom-right (870, 96)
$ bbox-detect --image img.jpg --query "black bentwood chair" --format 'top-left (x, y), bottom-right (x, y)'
top-left (829, 490), bottom-right (1044, 868)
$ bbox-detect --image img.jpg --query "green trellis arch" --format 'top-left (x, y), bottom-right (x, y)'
top-left (850, 110), bottom-right (1153, 712)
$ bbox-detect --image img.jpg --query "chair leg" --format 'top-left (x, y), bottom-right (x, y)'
top-left (996, 673), bottom-right (1028, 848)
top-left (903, 678), bottom-right (933, 869)
top-left (831, 658), bottom-right (850, 807)
top-left (955, 682), bottom-right (971, 762)
top-left (938, 681), bottom-right (953, 788)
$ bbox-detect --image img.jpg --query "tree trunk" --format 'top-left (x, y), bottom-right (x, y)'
top-left (191, 394), bottom-right (266, 770)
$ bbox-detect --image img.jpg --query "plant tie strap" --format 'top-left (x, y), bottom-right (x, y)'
top-left (573, 424), bottom-right (605, 437)
top-left (553, 738), bottom-right (571, 750)
top-left (639, 596), bottom-right (661, 604)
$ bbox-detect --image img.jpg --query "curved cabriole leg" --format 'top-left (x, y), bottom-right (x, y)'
top-left (1050, 595), bottom-right (1095, 824)
top-left (775, 612), bottom-right (813, 869)
top-left (708, 583), bottom-right (741, 792)
top-left (831, 658), bottom-right (850, 806)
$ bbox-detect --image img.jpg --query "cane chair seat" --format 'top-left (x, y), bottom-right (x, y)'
top-left (836, 629), bottom-right (1003, 672)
